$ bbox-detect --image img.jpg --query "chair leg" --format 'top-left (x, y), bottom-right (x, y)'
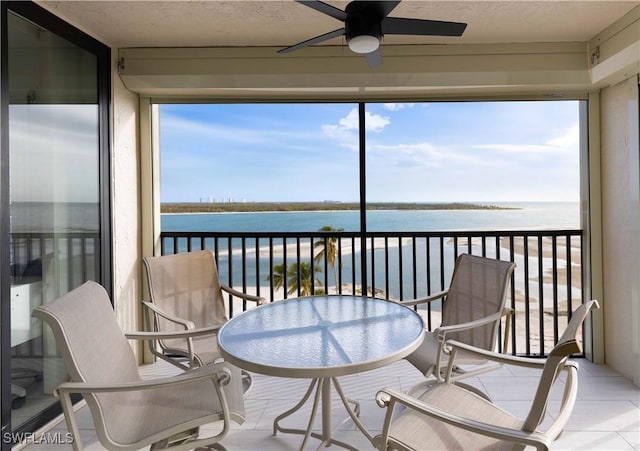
top-left (150, 439), bottom-right (169, 450)
top-left (150, 427), bottom-right (200, 450)
top-left (55, 390), bottom-right (83, 451)
top-left (241, 370), bottom-right (252, 395)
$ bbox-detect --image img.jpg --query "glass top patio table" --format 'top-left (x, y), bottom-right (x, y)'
top-left (218, 294), bottom-right (425, 379)
top-left (219, 295), bottom-right (425, 449)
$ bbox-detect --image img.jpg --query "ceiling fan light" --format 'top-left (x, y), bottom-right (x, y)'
top-left (348, 35), bottom-right (380, 54)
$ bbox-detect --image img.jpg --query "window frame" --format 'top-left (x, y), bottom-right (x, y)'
top-left (149, 98), bottom-right (590, 298)
top-left (0, 1), bottom-right (112, 440)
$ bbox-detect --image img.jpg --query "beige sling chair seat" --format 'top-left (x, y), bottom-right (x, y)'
top-left (143, 250), bottom-right (265, 372)
top-left (32, 281), bottom-right (245, 451)
top-left (401, 254), bottom-right (516, 394)
top-left (373, 300), bottom-right (599, 451)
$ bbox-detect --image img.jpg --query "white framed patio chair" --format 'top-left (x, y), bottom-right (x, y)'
top-left (32, 280), bottom-right (245, 451)
top-left (373, 299), bottom-right (599, 451)
top-left (142, 250), bottom-right (265, 370)
top-left (401, 253), bottom-right (516, 389)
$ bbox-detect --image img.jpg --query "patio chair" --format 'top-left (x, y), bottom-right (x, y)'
top-left (402, 254), bottom-right (516, 388)
top-left (32, 280), bottom-right (245, 451)
top-left (143, 250), bottom-right (265, 370)
top-left (373, 299), bottom-right (599, 451)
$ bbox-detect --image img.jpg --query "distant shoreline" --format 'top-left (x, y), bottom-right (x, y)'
top-left (161, 202), bottom-right (518, 214)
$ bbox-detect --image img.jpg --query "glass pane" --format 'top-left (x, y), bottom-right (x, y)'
top-left (8, 11), bottom-right (100, 428)
top-left (365, 101), bottom-right (581, 230)
top-left (160, 103), bottom-right (360, 232)
top-left (159, 104), bottom-right (361, 298)
top-left (363, 100), bottom-right (581, 301)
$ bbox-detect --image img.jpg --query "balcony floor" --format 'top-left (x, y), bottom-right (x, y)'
top-left (21, 358), bottom-right (640, 450)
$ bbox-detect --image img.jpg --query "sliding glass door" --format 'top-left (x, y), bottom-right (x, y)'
top-left (1, 2), bottom-right (111, 442)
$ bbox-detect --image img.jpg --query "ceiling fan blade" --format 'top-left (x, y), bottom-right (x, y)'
top-left (364, 48), bottom-right (383, 68)
top-left (382, 17), bottom-right (467, 36)
top-left (379, 1), bottom-right (402, 17)
top-left (277, 28), bottom-right (345, 54)
top-left (296, 0), bottom-right (347, 21)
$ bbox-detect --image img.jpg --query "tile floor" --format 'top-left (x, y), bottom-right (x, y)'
top-left (18, 358), bottom-right (640, 451)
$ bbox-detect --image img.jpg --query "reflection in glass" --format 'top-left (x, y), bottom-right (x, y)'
top-left (8, 11), bottom-right (100, 428)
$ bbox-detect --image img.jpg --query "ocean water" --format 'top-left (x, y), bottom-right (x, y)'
top-left (162, 202), bottom-right (580, 233)
top-left (161, 202), bottom-right (580, 301)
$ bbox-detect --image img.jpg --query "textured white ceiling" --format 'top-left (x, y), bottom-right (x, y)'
top-left (38, 0), bottom-right (639, 49)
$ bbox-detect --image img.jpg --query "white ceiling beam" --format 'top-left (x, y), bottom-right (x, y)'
top-left (118, 42), bottom-right (590, 99)
top-left (589, 5), bottom-right (640, 88)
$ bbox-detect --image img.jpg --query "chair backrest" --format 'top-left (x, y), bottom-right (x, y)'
top-left (34, 280), bottom-right (246, 449)
top-left (441, 254), bottom-right (516, 348)
top-left (143, 250), bottom-right (228, 330)
top-left (522, 299), bottom-right (599, 432)
top-left (32, 281), bottom-right (140, 384)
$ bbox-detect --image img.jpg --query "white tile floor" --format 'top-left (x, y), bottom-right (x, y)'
top-left (19, 358), bottom-right (640, 451)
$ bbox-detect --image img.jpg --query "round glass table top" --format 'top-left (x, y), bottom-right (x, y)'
top-left (218, 295), bottom-right (424, 378)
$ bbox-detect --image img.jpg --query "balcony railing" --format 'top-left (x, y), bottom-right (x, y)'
top-left (11, 232), bottom-right (100, 290)
top-left (10, 232), bottom-right (101, 358)
top-left (160, 229), bottom-right (584, 358)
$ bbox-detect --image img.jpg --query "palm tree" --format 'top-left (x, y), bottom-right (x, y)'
top-left (286, 262), bottom-right (322, 296)
top-left (269, 263), bottom-right (287, 292)
top-left (267, 261), bottom-right (322, 296)
top-left (314, 225), bottom-right (343, 292)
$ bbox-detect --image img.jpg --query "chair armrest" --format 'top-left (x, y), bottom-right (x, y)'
top-left (375, 387), bottom-right (551, 450)
top-left (220, 284), bottom-right (266, 305)
top-left (434, 311), bottom-right (504, 342)
top-left (124, 324), bottom-right (222, 341)
top-left (399, 289), bottom-right (449, 307)
top-left (446, 340), bottom-right (547, 370)
top-left (142, 301), bottom-right (195, 329)
top-left (53, 364), bottom-right (237, 450)
top-left (542, 363), bottom-right (580, 440)
top-left (56, 365), bottom-right (231, 395)
top-left (428, 311), bottom-right (505, 382)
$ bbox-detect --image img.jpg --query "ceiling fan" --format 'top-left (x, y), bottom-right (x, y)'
top-left (278, 0), bottom-right (467, 68)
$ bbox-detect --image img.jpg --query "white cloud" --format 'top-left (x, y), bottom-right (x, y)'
top-left (465, 125), bottom-right (579, 160)
top-left (163, 114), bottom-right (263, 144)
top-left (163, 113), bottom-right (324, 148)
top-left (471, 143), bottom-right (563, 154)
top-left (337, 108), bottom-right (359, 130)
top-left (371, 142), bottom-right (439, 158)
top-left (365, 110), bottom-right (390, 132)
top-left (547, 125), bottom-right (579, 148)
top-left (368, 141), bottom-right (492, 170)
top-left (383, 103), bottom-right (415, 111)
top-left (321, 123), bottom-right (357, 149)
top-left (323, 107), bottom-right (390, 138)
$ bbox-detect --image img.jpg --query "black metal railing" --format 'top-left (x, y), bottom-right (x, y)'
top-left (10, 232), bottom-right (100, 292)
top-left (160, 229), bottom-right (584, 357)
top-left (10, 232), bottom-right (100, 358)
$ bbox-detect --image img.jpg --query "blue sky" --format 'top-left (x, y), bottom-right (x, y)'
top-left (160, 101), bottom-right (580, 203)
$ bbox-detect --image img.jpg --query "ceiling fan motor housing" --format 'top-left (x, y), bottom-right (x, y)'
top-left (345, 1), bottom-right (384, 43)
top-left (280, 0), bottom-right (467, 67)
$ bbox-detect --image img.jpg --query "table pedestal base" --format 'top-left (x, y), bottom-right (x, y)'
top-left (273, 377), bottom-right (373, 450)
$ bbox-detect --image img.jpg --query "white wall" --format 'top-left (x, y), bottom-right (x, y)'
top-left (106, 10), bottom-right (640, 373)
top-left (110, 53), bottom-right (143, 357)
top-left (600, 76), bottom-right (640, 384)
